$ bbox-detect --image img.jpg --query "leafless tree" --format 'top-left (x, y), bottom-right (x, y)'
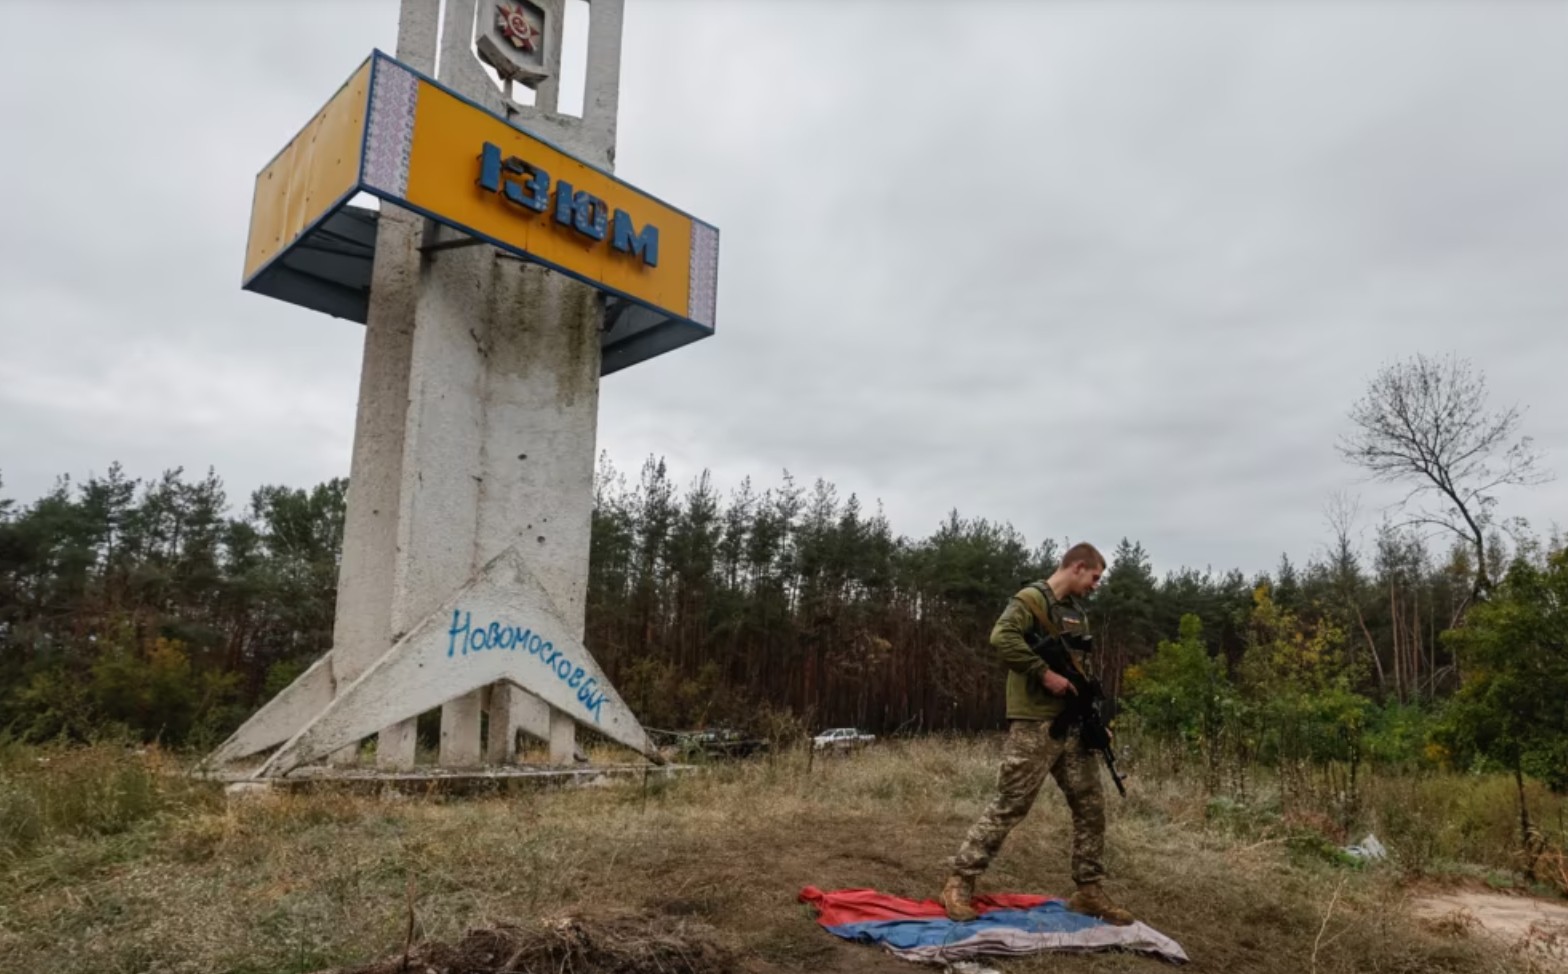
top-left (1337, 352), bottom-right (1550, 606)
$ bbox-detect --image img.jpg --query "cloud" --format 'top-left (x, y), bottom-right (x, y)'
top-left (1, 0), bottom-right (1563, 579)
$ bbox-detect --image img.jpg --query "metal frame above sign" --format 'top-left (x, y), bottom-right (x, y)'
top-left (242, 50), bottom-right (720, 376)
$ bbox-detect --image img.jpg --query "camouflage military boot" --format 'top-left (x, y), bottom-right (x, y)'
top-left (940, 875), bottom-right (978, 922)
top-left (1068, 882), bottom-right (1134, 925)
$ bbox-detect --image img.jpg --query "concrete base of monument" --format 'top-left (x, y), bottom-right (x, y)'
top-left (203, 759), bottom-right (697, 799)
top-left (210, 546), bottom-right (663, 778)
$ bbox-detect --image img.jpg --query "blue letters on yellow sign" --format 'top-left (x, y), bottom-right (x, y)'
top-left (554, 179), bottom-right (608, 241)
top-left (612, 210), bottom-right (658, 267)
top-left (477, 142), bottom-right (658, 267)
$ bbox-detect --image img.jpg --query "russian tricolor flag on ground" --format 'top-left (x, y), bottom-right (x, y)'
top-left (799, 886), bottom-right (1189, 966)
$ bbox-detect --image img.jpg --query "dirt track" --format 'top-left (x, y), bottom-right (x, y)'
top-left (1413, 891), bottom-right (1568, 972)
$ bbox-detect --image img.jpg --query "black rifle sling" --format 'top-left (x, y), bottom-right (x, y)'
top-left (1019, 583), bottom-right (1092, 739)
top-left (1020, 584), bottom-right (1087, 676)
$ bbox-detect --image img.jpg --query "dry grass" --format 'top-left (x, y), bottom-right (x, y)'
top-left (0, 737), bottom-right (220, 862)
top-left (329, 913), bottom-right (741, 974)
top-left (1358, 773), bottom-right (1568, 888)
top-left (1119, 734), bottom-right (1568, 901)
top-left (0, 735), bottom-right (1551, 974)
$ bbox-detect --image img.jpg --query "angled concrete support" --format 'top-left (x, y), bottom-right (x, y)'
top-left (258, 546), bottom-right (655, 777)
top-left (208, 654), bottom-right (336, 767)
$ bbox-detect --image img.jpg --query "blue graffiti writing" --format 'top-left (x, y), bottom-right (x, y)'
top-left (446, 609), bottom-right (607, 722)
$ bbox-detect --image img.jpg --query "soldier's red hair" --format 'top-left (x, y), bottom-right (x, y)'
top-left (1060, 542), bottom-right (1105, 571)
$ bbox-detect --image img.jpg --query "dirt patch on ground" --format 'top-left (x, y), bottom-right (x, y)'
top-left (1412, 890), bottom-right (1568, 972)
top-left (316, 911), bottom-right (740, 974)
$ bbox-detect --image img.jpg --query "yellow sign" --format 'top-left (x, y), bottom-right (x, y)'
top-left (242, 52), bottom-right (719, 373)
top-left (243, 60), bottom-right (371, 285)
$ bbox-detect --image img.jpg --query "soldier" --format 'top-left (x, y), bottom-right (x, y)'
top-left (938, 542), bottom-right (1134, 926)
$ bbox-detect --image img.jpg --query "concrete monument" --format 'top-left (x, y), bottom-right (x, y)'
top-left (211, 0), bottom-right (718, 777)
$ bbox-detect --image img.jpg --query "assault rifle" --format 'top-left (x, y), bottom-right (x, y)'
top-left (1026, 630), bottom-right (1127, 798)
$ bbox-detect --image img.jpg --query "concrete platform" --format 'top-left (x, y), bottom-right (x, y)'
top-left (201, 760), bottom-right (697, 798)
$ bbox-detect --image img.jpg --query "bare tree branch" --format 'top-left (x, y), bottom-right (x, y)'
top-left (1337, 352), bottom-right (1554, 605)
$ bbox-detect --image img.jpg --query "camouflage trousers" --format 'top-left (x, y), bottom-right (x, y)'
top-left (950, 719), bottom-right (1106, 885)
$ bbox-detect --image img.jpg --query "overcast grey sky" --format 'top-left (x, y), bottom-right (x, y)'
top-left (0, 0), bottom-right (1564, 579)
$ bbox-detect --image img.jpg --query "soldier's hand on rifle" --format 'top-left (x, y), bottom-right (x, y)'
top-left (1041, 669), bottom-right (1077, 696)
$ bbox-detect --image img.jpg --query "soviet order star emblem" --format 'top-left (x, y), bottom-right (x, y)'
top-left (496, 2), bottom-right (541, 52)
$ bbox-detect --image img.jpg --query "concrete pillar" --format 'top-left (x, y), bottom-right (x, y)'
top-left (485, 684), bottom-right (515, 763)
top-left (549, 707), bottom-right (577, 766)
top-left (374, 245), bottom-right (602, 770)
top-left (510, 687), bottom-right (553, 745)
top-left (326, 199), bottom-right (423, 769)
top-left (383, 0), bottom-right (617, 769)
top-left (485, 685), bottom-right (560, 764)
top-left (325, 0), bottom-right (440, 770)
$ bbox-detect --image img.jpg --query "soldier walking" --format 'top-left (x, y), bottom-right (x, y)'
top-left (939, 542), bottom-right (1134, 925)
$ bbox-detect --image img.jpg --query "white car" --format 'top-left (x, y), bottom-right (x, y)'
top-left (812, 727), bottom-right (876, 750)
